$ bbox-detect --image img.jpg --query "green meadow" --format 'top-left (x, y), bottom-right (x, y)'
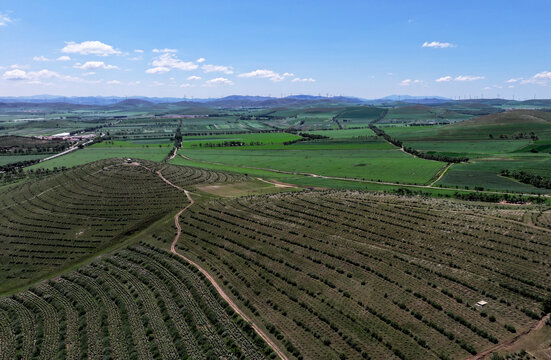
top-left (176, 147), bottom-right (445, 184)
top-left (29, 146), bottom-right (170, 170)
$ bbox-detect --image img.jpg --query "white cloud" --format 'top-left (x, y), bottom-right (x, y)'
top-left (454, 75), bottom-right (484, 81)
top-left (56, 55), bottom-right (71, 61)
top-left (533, 71), bottom-right (551, 80)
top-left (0, 12), bottom-right (13, 26)
top-left (521, 71), bottom-right (551, 85)
top-left (204, 77), bottom-right (233, 86)
top-left (128, 81), bottom-right (141, 86)
top-left (435, 76), bottom-right (452, 82)
top-left (134, 49), bottom-right (144, 53)
top-left (106, 80), bottom-right (121, 85)
top-left (146, 66), bottom-right (170, 74)
top-left (180, 83), bottom-right (194, 88)
top-left (2, 68), bottom-right (81, 83)
top-left (436, 75), bottom-right (484, 82)
top-left (33, 56), bottom-right (50, 62)
top-left (400, 79), bottom-right (421, 86)
top-left (62, 41), bottom-right (121, 56)
top-left (506, 78), bottom-right (522, 83)
top-left (187, 75), bottom-right (201, 80)
top-left (153, 48), bottom-right (177, 53)
top-left (10, 64), bottom-right (29, 69)
top-left (238, 69), bottom-right (293, 82)
top-left (82, 72), bottom-right (95, 76)
top-left (201, 64), bottom-right (233, 74)
top-left (422, 41), bottom-right (455, 48)
top-left (146, 53), bottom-right (198, 74)
top-left (508, 85), bottom-right (514, 89)
top-left (292, 77), bottom-right (315, 82)
top-left (196, 57), bottom-right (206, 63)
top-left (74, 61), bottom-right (118, 70)
top-left (2, 69), bottom-right (29, 80)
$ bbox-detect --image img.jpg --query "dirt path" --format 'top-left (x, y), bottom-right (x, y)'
top-left (168, 147), bottom-right (178, 160)
top-left (156, 169), bottom-right (290, 360)
top-left (466, 313), bottom-right (550, 360)
top-left (429, 163), bottom-right (452, 186)
top-left (256, 177), bottom-right (297, 188)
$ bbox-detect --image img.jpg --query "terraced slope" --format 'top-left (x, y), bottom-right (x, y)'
top-left (0, 244), bottom-right (275, 360)
top-left (172, 191), bottom-right (551, 360)
top-left (157, 162), bottom-right (247, 189)
top-left (0, 158), bottom-right (245, 294)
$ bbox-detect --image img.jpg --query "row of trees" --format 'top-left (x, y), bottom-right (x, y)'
top-left (453, 191), bottom-right (546, 204)
top-left (0, 143), bottom-right (70, 155)
top-left (283, 132), bottom-right (330, 145)
top-left (500, 169), bottom-right (551, 189)
top-left (368, 123), bottom-right (468, 163)
top-left (489, 132), bottom-right (538, 140)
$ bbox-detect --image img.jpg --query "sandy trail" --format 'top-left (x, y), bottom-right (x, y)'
top-left (155, 169), bottom-right (289, 360)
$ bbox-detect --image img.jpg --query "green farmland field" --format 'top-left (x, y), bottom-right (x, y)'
top-left (177, 148), bottom-right (445, 184)
top-left (437, 155), bottom-right (551, 193)
top-left (0, 154), bottom-right (47, 166)
top-left (29, 146), bottom-right (171, 170)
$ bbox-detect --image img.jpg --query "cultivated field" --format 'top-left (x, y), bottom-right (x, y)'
top-left (0, 244), bottom-right (274, 360)
top-left (0, 159), bottom-right (246, 294)
top-left (1, 99), bottom-right (551, 360)
top-left (170, 191), bottom-right (551, 360)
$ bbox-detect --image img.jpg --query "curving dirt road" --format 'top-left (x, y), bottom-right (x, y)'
top-left (155, 170), bottom-right (290, 360)
top-left (465, 313), bottom-right (550, 360)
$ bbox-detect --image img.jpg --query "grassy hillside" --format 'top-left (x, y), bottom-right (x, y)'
top-left (381, 110), bottom-right (551, 192)
top-left (454, 110), bottom-right (551, 126)
top-left (382, 105), bottom-right (472, 124)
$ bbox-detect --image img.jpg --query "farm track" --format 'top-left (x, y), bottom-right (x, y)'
top-left (155, 168), bottom-right (290, 360)
top-left (466, 313), bottom-right (551, 360)
top-left (178, 153), bottom-right (551, 198)
top-left (429, 163), bottom-right (453, 187)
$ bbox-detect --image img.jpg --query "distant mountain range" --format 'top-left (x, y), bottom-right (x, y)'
top-left (1, 95), bottom-right (550, 110)
top-left (0, 94), bottom-right (453, 106)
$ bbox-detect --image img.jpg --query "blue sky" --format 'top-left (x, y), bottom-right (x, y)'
top-left (0, 0), bottom-right (550, 99)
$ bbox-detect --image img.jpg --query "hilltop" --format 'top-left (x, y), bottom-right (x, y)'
top-left (455, 110), bottom-right (551, 126)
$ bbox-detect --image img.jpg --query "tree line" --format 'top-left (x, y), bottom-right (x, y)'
top-left (368, 122), bottom-right (468, 163)
top-left (500, 169), bottom-right (551, 189)
top-left (283, 132), bottom-right (330, 145)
